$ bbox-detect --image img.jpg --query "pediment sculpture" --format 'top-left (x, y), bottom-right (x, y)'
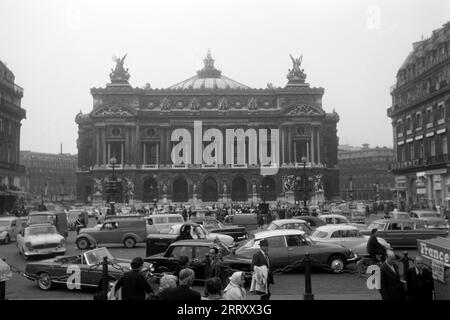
top-left (287, 104), bottom-right (323, 116)
top-left (93, 105), bottom-right (135, 117)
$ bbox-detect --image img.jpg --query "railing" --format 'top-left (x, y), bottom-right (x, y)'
top-left (389, 153), bottom-right (450, 171)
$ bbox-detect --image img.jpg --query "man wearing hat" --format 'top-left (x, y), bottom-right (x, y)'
top-left (251, 239), bottom-right (274, 300)
top-left (114, 257), bottom-right (152, 300)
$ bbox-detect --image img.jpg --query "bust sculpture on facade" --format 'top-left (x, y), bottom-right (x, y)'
top-left (110, 54), bottom-right (130, 83)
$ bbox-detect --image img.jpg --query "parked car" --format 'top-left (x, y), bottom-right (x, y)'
top-left (235, 229), bottom-right (358, 273)
top-left (389, 211), bottom-right (411, 220)
top-left (144, 239), bottom-right (252, 282)
top-left (224, 213), bottom-right (258, 231)
top-left (190, 217), bottom-right (248, 241)
top-left (363, 218), bottom-right (449, 248)
top-left (24, 247), bottom-right (150, 291)
top-left (16, 224), bottom-right (66, 260)
top-left (0, 216), bottom-right (23, 244)
top-left (310, 225), bottom-right (390, 255)
top-left (318, 214), bottom-right (366, 230)
top-left (145, 214), bottom-right (185, 234)
top-left (410, 210), bottom-right (449, 229)
top-left (265, 219), bottom-right (313, 235)
top-left (145, 222), bottom-right (235, 256)
top-left (75, 217), bottom-right (147, 250)
top-left (27, 211), bottom-right (68, 238)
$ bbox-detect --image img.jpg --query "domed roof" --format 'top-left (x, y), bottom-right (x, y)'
top-left (168, 50), bottom-right (251, 90)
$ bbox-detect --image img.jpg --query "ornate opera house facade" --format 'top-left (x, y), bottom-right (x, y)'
top-left (75, 52), bottom-right (340, 205)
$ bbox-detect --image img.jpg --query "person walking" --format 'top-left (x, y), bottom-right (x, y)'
top-left (379, 251), bottom-right (406, 300)
top-left (204, 247), bottom-right (226, 289)
top-left (182, 208), bottom-right (188, 222)
top-left (257, 212), bottom-right (265, 230)
top-left (406, 256), bottom-right (434, 300)
top-left (251, 239), bottom-right (273, 300)
top-left (159, 268), bottom-right (201, 301)
top-left (223, 271), bottom-right (246, 300)
top-left (114, 257), bottom-right (152, 300)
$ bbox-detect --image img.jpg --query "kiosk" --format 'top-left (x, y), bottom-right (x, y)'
top-left (417, 237), bottom-right (450, 300)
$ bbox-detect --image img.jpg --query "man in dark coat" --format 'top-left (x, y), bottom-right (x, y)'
top-left (114, 257), bottom-right (152, 300)
top-left (366, 229), bottom-right (387, 262)
top-left (204, 247), bottom-right (226, 289)
top-left (406, 256), bottom-right (434, 300)
top-left (379, 251), bottom-right (406, 300)
top-left (251, 239), bottom-right (274, 300)
top-left (182, 208), bottom-right (188, 221)
top-left (159, 268), bottom-right (201, 301)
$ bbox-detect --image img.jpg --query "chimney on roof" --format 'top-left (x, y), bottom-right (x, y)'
top-left (362, 143), bottom-right (369, 149)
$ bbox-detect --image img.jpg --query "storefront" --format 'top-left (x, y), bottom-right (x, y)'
top-left (417, 237), bottom-right (450, 300)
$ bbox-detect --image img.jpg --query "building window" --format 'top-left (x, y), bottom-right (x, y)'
top-left (431, 138), bottom-right (436, 157)
top-left (443, 134), bottom-right (448, 154)
top-left (410, 143), bottom-right (414, 160)
top-left (438, 102), bottom-right (445, 121)
top-left (416, 113), bottom-right (422, 128)
top-left (406, 117), bottom-right (412, 132)
top-left (0, 118), bottom-right (3, 132)
top-left (143, 143), bottom-right (159, 165)
top-left (427, 108), bottom-right (433, 125)
top-left (107, 142), bottom-right (124, 164)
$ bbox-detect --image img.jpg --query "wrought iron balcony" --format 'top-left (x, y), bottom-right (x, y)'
top-left (389, 153), bottom-right (450, 171)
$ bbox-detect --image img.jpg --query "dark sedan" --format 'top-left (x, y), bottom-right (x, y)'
top-left (189, 217), bottom-right (248, 241)
top-left (24, 247), bottom-right (148, 291)
top-left (144, 239), bottom-right (252, 281)
top-left (364, 218), bottom-right (449, 248)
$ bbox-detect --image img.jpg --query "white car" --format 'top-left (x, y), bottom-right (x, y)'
top-left (168, 223), bottom-right (235, 247)
top-left (0, 216), bottom-right (23, 244)
top-left (16, 224), bottom-right (66, 260)
top-left (266, 219), bottom-right (313, 235)
top-left (310, 225), bottom-right (390, 255)
top-left (318, 214), bottom-right (366, 230)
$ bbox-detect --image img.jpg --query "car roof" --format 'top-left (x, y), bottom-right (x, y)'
top-left (271, 219), bottom-right (307, 225)
top-left (190, 217), bottom-right (217, 221)
top-left (315, 225), bottom-right (359, 232)
top-left (25, 223), bottom-right (55, 228)
top-left (255, 229), bottom-right (305, 239)
top-left (370, 218), bottom-right (419, 223)
top-left (170, 239), bottom-right (216, 246)
top-left (147, 213), bottom-right (183, 218)
top-left (411, 210), bottom-right (439, 214)
top-left (319, 214), bottom-right (347, 218)
top-left (29, 211), bottom-right (57, 216)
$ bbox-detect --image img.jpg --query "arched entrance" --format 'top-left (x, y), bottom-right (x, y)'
top-left (202, 177), bottom-right (218, 202)
top-left (173, 178), bottom-right (188, 202)
top-left (232, 177), bottom-right (247, 201)
top-left (261, 176), bottom-right (276, 201)
top-left (143, 178), bottom-right (159, 203)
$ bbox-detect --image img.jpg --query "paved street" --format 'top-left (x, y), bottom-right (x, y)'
top-left (1, 217), bottom-right (423, 300)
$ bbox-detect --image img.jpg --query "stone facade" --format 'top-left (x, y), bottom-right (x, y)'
top-left (76, 52), bottom-right (340, 205)
top-left (388, 22), bottom-right (450, 210)
top-left (338, 144), bottom-right (395, 201)
top-left (0, 60), bottom-right (26, 213)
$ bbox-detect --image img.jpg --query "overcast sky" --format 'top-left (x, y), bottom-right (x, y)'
top-left (1, 0), bottom-right (449, 155)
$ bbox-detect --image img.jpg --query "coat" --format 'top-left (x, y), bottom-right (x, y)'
top-left (251, 250), bottom-right (274, 285)
top-left (406, 267), bottom-right (434, 300)
top-left (379, 263), bottom-right (406, 300)
top-left (159, 284), bottom-right (201, 301)
top-left (250, 265), bottom-right (268, 294)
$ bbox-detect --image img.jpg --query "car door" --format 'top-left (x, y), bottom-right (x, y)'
top-left (329, 230), bottom-right (345, 246)
top-left (400, 221), bottom-right (417, 246)
top-left (286, 234), bottom-right (309, 265)
top-left (384, 222), bottom-right (403, 246)
top-left (99, 222), bottom-right (118, 244)
top-left (265, 235), bottom-right (289, 269)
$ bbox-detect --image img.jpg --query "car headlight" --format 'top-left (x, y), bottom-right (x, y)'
top-left (59, 239), bottom-right (65, 247)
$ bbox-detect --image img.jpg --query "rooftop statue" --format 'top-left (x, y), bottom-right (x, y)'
top-left (287, 54), bottom-right (307, 84)
top-left (110, 54), bottom-right (130, 83)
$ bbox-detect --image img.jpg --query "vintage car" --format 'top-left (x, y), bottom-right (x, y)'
top-left (145, 214), bottom-right (185, 234)
top-left (363, 218), bottom-right (449, 247)
top-left (389, 211), bottom-right (411, 220)
top-left (292, 215), bottom-right (326, 230)
top-left (310, 225), bottom-right (390, 255)
top-left (24, 247), bottom-right (150, 291)
top-left (224, 213), bottom-right (258, 231)
top-left (190, 217), bottom-right (248, 241)
top-left (266, 219), bottom-right (313, 235)
top-left (235, 229), bottom-right (358, 273)
top-left (144, 239), bottom-right (252, 282)
top-left (16, 224), bottom-right (66, 260)
top-left (76, 217), bottom-right (147, 249)
top-left (145, 222), bottom-right (235, 256)
top-left (318, 214), bottom-right (367, 230)
top-left (27, 211), bottom-right (68, 238)
top-left (410, 210), bottom-right (449, 229)
top-left (0, 216), bottom-right (23, 244)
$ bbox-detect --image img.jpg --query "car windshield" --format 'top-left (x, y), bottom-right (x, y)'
top-left (236, 239), bottom-right (255, 255)
top-left (311, 230), bottom-right (328, 238)
top-left (0, 221), bottom-right (11, 227)
top-left (368, 222), bottom-right (386, 230)
top-left (84, 247), bottom-right (114, 266)
top-left (29, 215), bottom-right (54, 225)
top-left (26, 225), bottom-right (57, 236)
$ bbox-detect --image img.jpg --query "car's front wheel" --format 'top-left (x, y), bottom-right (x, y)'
top-left (328, 255), bottom-right (345, 273)
top-left (37, 272), bottom-right (53, 290)
top-left (123, 237), bottom-right (136, 248)
top-left (76, 237), bottom-right (90, 250)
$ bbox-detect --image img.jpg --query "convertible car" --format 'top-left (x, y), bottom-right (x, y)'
top-left (235, 229), bottom-right (358, 273)
top-left (189, 217), bottom-right (248, 241)
top-left (145, 222), bottom-right (234, 256)
top-left (24, 247), bottom-right (150, 291)
top-left (144, 239), bottom-right (252, 282)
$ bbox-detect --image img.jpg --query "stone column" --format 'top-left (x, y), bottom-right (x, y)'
top-left (160, 127), bottom-right (166, 165)
top-left (306, 141), bottom-right (310, 163)
top-left (135, 123), bottom-right (140, 165)
top-left (96, 128), bottom-right (100, 166)
top-left (310, 127), bottom-right (315, 164)
top-left (102, 127), bottom-right (107, 165)
top-left (281, 127), bottom-right (285, 164)
top-left (317, 128), bottom-right (321, 164)
top-left (288, 128), bottom-right (292, 164)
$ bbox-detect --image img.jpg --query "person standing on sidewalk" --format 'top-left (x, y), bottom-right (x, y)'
top-left (406, 256), bottom-right (434, 300)
top-left (251, 239), bottom-right (273, 300)
top-left (379, 251), bottom-right (406, 300)
top-left (114, 257), bottom-right (152, 300)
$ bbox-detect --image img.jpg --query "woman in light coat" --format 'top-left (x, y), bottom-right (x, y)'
top-left (223, 272), bottom-right (246, 300)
